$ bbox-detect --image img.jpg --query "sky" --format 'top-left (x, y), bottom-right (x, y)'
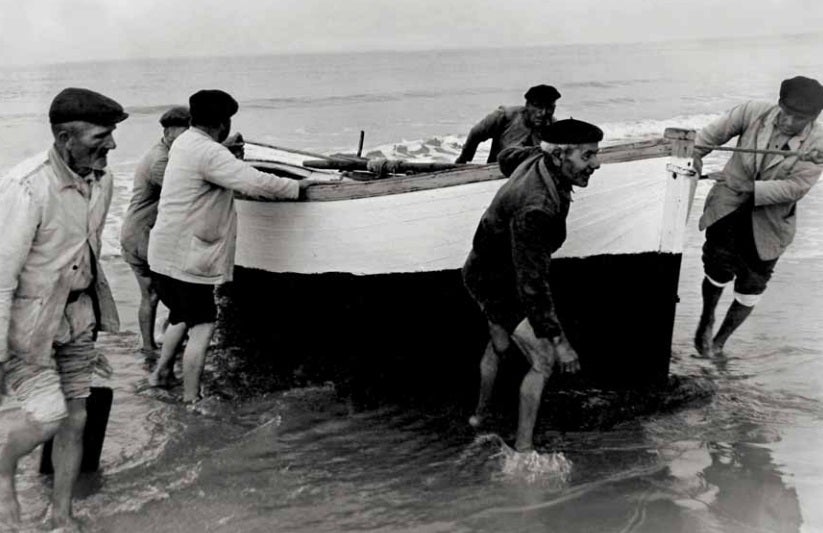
top-left (1, 0), bottom-right (822, 66)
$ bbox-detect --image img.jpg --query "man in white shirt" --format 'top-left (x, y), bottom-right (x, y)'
top-left (147, 89), bottom-right (308, 404)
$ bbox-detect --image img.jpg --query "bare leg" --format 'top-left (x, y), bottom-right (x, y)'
top-left (712, 300), bottom-right (754, 356)
top-left (50, 399), bottom-right (86, 529)
top-left (515, 369), bottom-right (549, 452)
top-left (182, 322), bottom-right (215, 403)
top-left (149, 321), bottom-right (187, 387)
top-left (0, 412), bottom-right (61, 527)
top-left (469, 342), bottom-right (499, 427)
top-left (134, 272), bottom-right (160, 352)
top-left (695, 277), bottom-right (724, 357)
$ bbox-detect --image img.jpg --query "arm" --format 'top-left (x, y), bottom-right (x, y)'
top-left (694, 102), bottom-right (758, 159)
top-left (498, 146), bottom-right (541, 177)
top-left (510, 209), bottom-right (564, 340)
top-left (456, 109), bottom-right (505, 164)
top-left (202, 144), bottom-right (300, 200)
top-left (754, 159), bottom-right (822, 206)
top-left (0, 180), bottom-right (40, 362)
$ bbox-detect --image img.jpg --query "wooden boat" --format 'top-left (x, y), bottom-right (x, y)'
top-left (222, 130), bottom-right (698, 397)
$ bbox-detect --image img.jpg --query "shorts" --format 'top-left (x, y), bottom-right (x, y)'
top-left (702, 209), bottom-right (778, 295)
top-left (4, 332), bottom-right (95, 424)
top-left (463, 260), bottom-right (522, 334)
top-left (153, 272), bottom-right (217, 326)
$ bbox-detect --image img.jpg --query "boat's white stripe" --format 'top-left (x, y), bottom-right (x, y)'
top-left (235, 158), bottom-right (689, 274)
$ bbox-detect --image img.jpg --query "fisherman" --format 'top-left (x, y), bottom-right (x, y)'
top-left (693, 76), bottom-right (823, 357)
top-left (455, 84), bottom-right (561, 164)
top-left (0, 88), bottom-right (125, 530)
top-left (147, 89), bottom-right (309, 404)
top-left (120, 106), bottom-right (191, 356)
top-left (462, 118), bottom-right (603, 452)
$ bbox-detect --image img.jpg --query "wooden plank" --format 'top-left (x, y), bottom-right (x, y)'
top-left (300, 138), bottom-right (672, 202)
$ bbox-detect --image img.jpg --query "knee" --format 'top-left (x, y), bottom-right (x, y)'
top-left (733, 291), bottom-right (760, 307)
top-left (62, 404), bottom-right (87, 436)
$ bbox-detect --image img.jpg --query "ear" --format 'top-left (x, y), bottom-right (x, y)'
top-left (549, 147), bottom-right (565, 167)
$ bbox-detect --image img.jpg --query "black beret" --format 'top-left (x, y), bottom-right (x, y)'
top-left (159, 106), bottom-right (191, 128)
top-left (539, 118), bottom-right (604, 144)
top-left (779, 76), bottom-right (823, 117)
top-left (49, 87), bottom-right (128, 126)
top-left (524, 85), bottom-right (561, 106)
top-left (189, 89), bottom-right (239, 125)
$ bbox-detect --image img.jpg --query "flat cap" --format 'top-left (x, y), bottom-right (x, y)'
top-left (524, 84), bottom-right (561, 106)
top-left (540, 118), bottom-right (603, 144)
top-left (189, 89), bottom-right (238, 125)
top-left (779, 76), bottom-right (823, 117)
top-left (49, 87), bottom-right (128, 126)
top-left (159, 106), bottom-right (191, 128)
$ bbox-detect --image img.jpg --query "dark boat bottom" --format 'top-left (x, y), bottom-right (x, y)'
top-left (215, 252), bottom-right (704, 427)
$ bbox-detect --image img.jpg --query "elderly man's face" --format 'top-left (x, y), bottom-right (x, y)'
top-left (525, 101), bottom-right (556, 129)
top-left (777, 105), bottom-right (819, 136)
top-left (559, 143), bottom-right (601, 187)
top-left (60, 122), bottom-right (117, 176)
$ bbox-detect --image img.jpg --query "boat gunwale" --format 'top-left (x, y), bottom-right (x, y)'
top-left (241, 137), bottom-right (673, 202)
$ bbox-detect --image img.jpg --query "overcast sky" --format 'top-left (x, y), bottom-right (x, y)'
top-left (2, 0), bottom-right (822, 66)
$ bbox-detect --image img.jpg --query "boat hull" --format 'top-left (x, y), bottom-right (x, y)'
top-left (225, 154), bottom-right (694, 391)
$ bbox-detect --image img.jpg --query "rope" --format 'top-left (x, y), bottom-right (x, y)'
top-left (694, 144), bottom-right (823, 163)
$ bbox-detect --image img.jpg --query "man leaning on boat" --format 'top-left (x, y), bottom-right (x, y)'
top-left (147, 89), bottom-right (310, 405)
top-left (455, 84), bottom-right (560, 164)
top-left (462, 118), bottom-right (603, 453)
top-left (693, 76), bottom-right (823, 357)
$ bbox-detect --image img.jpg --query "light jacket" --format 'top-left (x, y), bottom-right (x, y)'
top-left (0, 147), bottom-right (119, 365)
top-left (697, 102), bottom-right (823, 260)
top-left (148, 127), bottom-right (300, 285)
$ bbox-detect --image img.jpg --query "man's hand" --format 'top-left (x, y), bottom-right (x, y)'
top-left (553, 337), bottom-right (580, 374)
top-left (223, 132), bottom-right (245, 160)
top-left (692, 156), bottom-right (704, 178)
top-left (92, 352), bottom-right (113, 379)
top-left (802, 148), bottom-right (823, 164)
top-left (297, 179), bottom-right (313, 200)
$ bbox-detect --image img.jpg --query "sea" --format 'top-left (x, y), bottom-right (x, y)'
top-left (2, 32), bottom-right (823, 532)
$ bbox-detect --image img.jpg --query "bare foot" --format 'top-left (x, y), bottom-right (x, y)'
top-left (48, 514), bottom-right (84, 533)
top-left (711, 340), bottom-right (726, 357)
top-left (694, 317), bottom-right (715, 357)
top-left (0, 474), bottom-right (21, 531)
top-left (148, 370), bottom-right (180, 389)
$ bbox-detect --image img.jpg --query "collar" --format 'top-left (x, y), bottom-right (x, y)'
top-left (49, 145), bottom-right (99, 191)
top-left (537, 156), bottom-right (572, 202)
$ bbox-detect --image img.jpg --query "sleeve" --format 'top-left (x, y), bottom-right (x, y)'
top-left (754, 159), bottom-right (822, 206)
top-left (456, 108), bottom-right (505, 163)
top-left (498, 146), bottom-right (541, 177)
top-left (148, 152), bottom-right (169, 187)
top-left (0, 180), bottom-right (40, 362)
top-left (202, 144), bottom-right (300, 200)
top-left (510, 208), bottom-right (564, 339)
top-left (694, 102), bottom-right (758, 158)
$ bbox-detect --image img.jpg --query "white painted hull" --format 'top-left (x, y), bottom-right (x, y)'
top-left (235, 157), bottom-right (691, 275)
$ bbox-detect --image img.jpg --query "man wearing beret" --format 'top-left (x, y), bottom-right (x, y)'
top-left (694, 76), bottom-right (823, 357)
top-left (455, 84), bottom-right (561, 165)
top-left (147, 89), bottom-right (308, 403)
top-left (462, 118), bottom-right (603, 453)
top-left (121, 106), bottom-right (190, 357)
top-left (0, 87), bottom-right (125, 529)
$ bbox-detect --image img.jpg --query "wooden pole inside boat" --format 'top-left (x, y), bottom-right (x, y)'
top-left (660, 128), bottom-right (698, 252)
top-left (245, 140), bottom-right (337, 161)
top-left (357, 130), bottom-right (365, 158)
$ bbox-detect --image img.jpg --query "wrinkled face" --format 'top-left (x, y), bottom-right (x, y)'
top-left (559, 143), bottom-right (601, 187)
top-left (60, 122), bottom-right (117, 176)
top-left (776, 105), bottom-right (819, 136)
top-left (525, 101), bottom-right (556, 129)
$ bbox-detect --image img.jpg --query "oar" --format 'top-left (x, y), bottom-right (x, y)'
top-left (245, 139), bottom-right (338, 161)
